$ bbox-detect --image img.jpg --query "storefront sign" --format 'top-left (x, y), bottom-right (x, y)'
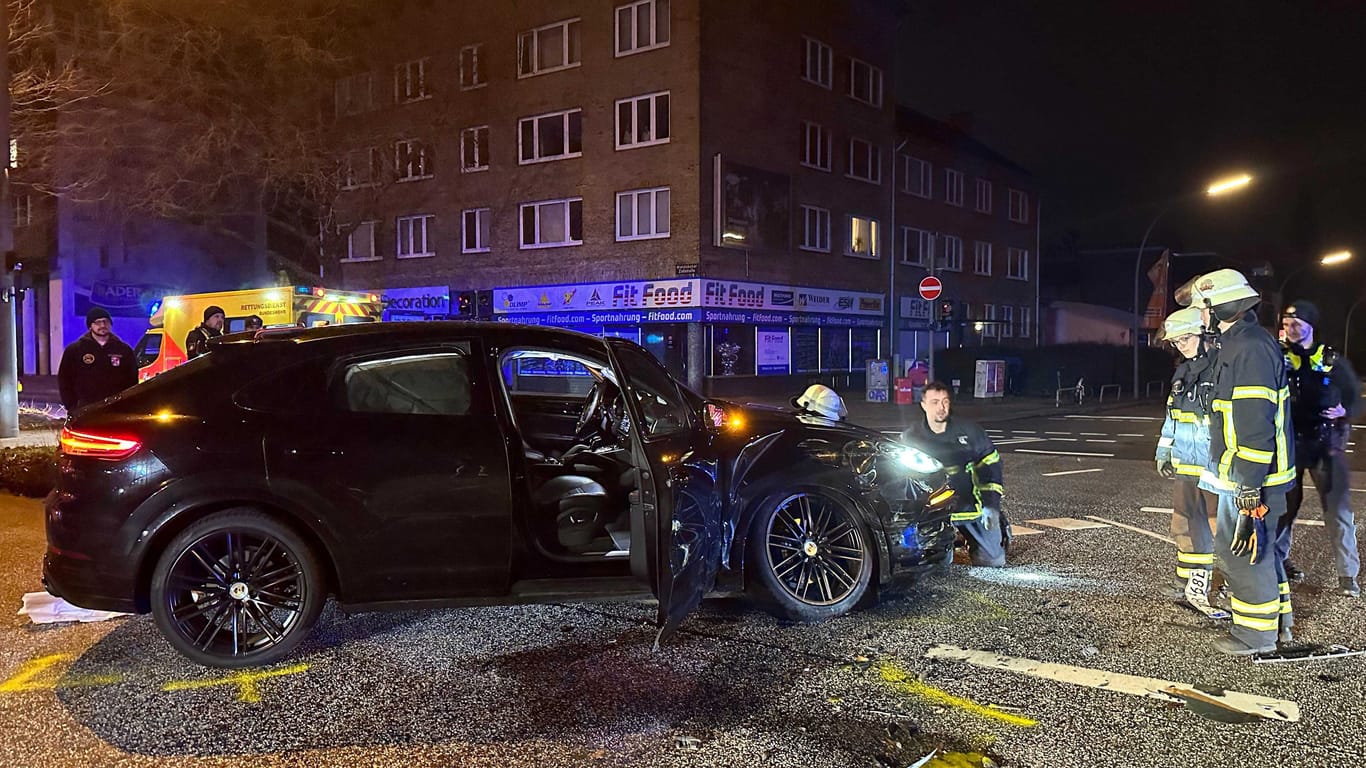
top-left (756, 327), bottom-right (790, 374)
top-left (371, 285), bottom-right (449, 321)
top-left (495, 278), bottom-right (883, 317)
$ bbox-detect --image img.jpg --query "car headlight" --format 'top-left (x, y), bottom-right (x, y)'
top-left (882, 442), bottom-right (942, 474)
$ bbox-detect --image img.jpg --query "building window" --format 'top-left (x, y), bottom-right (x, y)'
top-left (461, 126), bottom-right (489, 172)
top-left (1019, 306), bottom-right (1032, 338)
top-left (616, 0), bottom-right (670, 56)
top-left (800, 205), bottom-right (831, 252)
top-left (1008, 247), bottom-right (1030, 280)
top-left (945, 168), bottom-right (964, 206)
top-left (900, 226), bottom-right (933, 266)
top-left (801, 121), bottom-right (831, 171)
top-left (340, 221), bottom-right (378, 262)
top-left (397, 214), bottom-right (435, 258)
top-left (520, 198), bottom-right (583, 248)
top-left (460, 44), bottom-right (485, 90)
top-left (802, 37), bottom-right (833, 88)
top-left (334, 72), bottom-right (374, 116)
top-left (975, 178), bottom-right (993, 214)
top-left (983, 303), bottom-right (997, 338)
top-left (617, 187), bottom-right (670, 241)
top-left (520, 108), bottom-right (583, 163)
top-left (395, 58), bottom-right (430, 103)
top-left (463, 208), bottom-right (490, 253)
top-left (846, 215), bottom-right (878, 259)
top-left (973, 241), bottom-right (992, 275)
top-left (395, 139), bottom-right (432, 181)
top-left (342, 147), bottom-right (381, 189)
top-left (1009, 188), bottom-right (1029, 223)
top-left (901, 154), bottom-right (932, 198)
top-left (847, 137), bottom-right (881, 184)
top-left (848, 58), bottom-right (882, 107)
top-left (518, 18), bottom-right (581, 77)
top-left (616, 92), bottom-right (669, 149)
top-left (941, 235), bottom-right (963, 271)
top-left (1000, 305), bottom-right (1014, 338)
top-left (14, 194), bottom-right (31, 228)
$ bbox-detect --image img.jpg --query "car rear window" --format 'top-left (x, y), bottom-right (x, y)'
top-left (341, 352), bottom-right (472, 416)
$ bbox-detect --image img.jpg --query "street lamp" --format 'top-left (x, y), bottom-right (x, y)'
top-left (1130, 172), bottom-right (1254, 399)
top-left (1274, 250), bottom-right (1354, 321)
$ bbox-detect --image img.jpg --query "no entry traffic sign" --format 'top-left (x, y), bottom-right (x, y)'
top-left (918, 276), bottom-right (943, 301)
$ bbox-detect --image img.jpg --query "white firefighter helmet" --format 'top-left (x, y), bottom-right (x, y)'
top-left (1159, 306), bottom-right (1204, 341)
top-left (1175, 268), bottom-right (1259, 309)
top-left (794, 384), bottom-right (848, 421)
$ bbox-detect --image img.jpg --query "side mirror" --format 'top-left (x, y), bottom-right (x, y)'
top-left (702, 400), bottom-right (742, 433)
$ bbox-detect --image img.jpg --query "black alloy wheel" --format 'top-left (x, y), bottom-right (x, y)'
top-left (150, 510), bottom-right (325, 668)
top-left (751, 490), bottom-right (873, 621)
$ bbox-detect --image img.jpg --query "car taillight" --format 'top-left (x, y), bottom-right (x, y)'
top-left (58, 427), bottom-right (142, 461)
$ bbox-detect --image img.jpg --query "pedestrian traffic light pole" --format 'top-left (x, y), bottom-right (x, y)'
top-left (928, 232), bottom-right (939, 385)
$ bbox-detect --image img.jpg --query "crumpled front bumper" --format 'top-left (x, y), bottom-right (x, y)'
top-left (875, 478), bottom-right (958, 572)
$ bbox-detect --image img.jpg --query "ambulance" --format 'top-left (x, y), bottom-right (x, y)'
top-left (134, 285), bottom-right (382, 381)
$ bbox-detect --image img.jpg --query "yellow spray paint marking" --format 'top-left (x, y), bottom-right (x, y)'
top-left (162, 663), bottom-right (308, 703)
top-left (877, 662), bottom-right (1038, 728)
top-left (0, 654), bottom-right (123, 693)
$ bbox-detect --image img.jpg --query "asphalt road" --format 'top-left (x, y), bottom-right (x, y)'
top-left (3, 421), bottom-right (1365, 767)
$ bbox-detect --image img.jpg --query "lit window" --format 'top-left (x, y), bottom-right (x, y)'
top-left (846, 215), bottom-right (879, 259)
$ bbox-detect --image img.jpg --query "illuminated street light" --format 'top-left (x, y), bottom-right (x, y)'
top-left (1205, 173), bottom-right (1254, 197)
top-left (1320, 250), bottom-right (1352, 266)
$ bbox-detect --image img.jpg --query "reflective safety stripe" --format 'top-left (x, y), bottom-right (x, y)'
top-left (951, 510), bottom-right (983, 522)
top-left (1280, 600), bottom-right (1293, 614)
top-left (1235, 446), bottom-right (1274, 463)
top-left (1232, 613), bottom-right (1279, 631)
top-left (1265, 467), bottom-right (1296, 487)
top-left (1157, 437), bottom-right (1175, 447)
top-left (1231, 596), bottom-right (1280, 614)
top-left (1212, 400), bottom-right (1237, 484)
top-left (1201, 469), bottom-right (1236, 491)
top-left (1278, 582), bottom-right (1290, 595)
top-left (979, 482), bottom-right (1004, 495)
top-left (977, 451), bottom-right (1001, 467)
top-left (1175, 464), bottom-right (1204, 477)
top-left (1177, 551), bottom-right (1215, 565)
top-left (1232, 386), bottom-right (1277, 402)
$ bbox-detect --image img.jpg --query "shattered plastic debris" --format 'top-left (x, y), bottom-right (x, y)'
top-left (906, 749), bottom-right (938, 768)
top-left (18, 592), bottom-right (128, 624)
top-left (674, 735), bottom-right (701, 751)
top-left (1080, 645), bottom-right (1100, 658)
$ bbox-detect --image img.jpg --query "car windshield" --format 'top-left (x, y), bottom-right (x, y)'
top-left (609, 341), bottom-right (691, 437)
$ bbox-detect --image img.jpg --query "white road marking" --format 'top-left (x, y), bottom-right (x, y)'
top-left (1009, 525), bottom-right (1046, 536)
top-left (992, 437), bottom-right (1046, 446)
top-left (1140, 506), bottom-right (1174, 514)
top-left (1140, 507), bottom-right (1325, 526)
top-left (1041, 468), bottom-right (1104, 477)
top-left (1015, 448), bottom-right (1114, 457)
top-left (1085, 439), bottom-right (1117, 444)
top-left (1031, 517), bottom-right (1112, 530)
top-left (1045, 431), bottom-right (1072, 435)
top-left (1013, 430), bottom-right (1036, 434)
top-left (1085, 515), bottom-right (1175, 544)
top-left (1051, 437), bottom-right (1079, 442)
top-left (1061, 415), bottom-right (1164, 422)
top-left (924, 644), bottom-right (1300, 722)
top-left (1079, 432), bottom-right (1108, 436)
top-left (1118, 433), bottom-right (1146, 438)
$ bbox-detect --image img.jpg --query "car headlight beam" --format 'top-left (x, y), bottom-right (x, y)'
top-left (890, 444), bottom-right (942, 474)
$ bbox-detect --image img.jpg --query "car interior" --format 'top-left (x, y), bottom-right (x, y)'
top-left (500, 349), bottom-right (642, 562)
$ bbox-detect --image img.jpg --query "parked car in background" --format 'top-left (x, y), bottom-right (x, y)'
top-left (45, 323), bottom-right (957, 667)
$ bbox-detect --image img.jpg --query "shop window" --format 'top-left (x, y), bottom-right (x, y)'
top-left (710, 325), bottom-right (755, 376)
top-left (820, 328), bottom-right (850, 371)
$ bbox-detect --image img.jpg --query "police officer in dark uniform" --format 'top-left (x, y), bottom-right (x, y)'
top-left (185, 305), bottom-right (225, 359)
top-left (1279, 300), bottom-right (1361, 597)
top-left (902, 380), bottom-right (1009, 567)
top-left (57, 307), bottom-right (139, 412)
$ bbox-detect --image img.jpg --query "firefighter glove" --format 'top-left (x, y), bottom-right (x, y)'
top-left (1157, 460), bottom-right (1176, 479)
top-left (1230, 503), bottom-right (1268, 564)
top-left (1234, 485), bottom-right (1262, 512)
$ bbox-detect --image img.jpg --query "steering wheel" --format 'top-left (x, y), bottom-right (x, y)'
top-left (574, 380), bottom-right (613, 442)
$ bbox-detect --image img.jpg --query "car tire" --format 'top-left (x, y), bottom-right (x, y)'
top-left (747, 489), bottom-right (875, 622)
top-left (150, 509), bottom-right (326, 668)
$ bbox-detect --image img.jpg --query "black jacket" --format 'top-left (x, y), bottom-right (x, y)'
top-left (1283, 340), bottom-right (1362, 434)
top-left (1204, 312), bottom-right (1295, 492)
top-left (902, 415), bottom-right (1003, 523)
top-left (57, 332), bottom-right (138, 411)
top-left (185, 324), bottom-right (222, 359)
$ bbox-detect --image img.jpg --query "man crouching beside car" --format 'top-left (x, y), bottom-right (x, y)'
top-left (902, 381), bottom-right (1011, 567)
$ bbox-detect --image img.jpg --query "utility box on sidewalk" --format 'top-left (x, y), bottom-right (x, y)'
top-left (974, 360), bottom-right (1005, 399)
top-left (866, 359), bottom-right (889, 402)
top-left (894, 378), bottom-right (916, 405)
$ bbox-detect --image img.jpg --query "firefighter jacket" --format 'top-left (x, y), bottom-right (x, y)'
top-left (1201, 312), bottom-right (1295, 493)
top-left (903, 416), bottom-right (1003, 523)
top-left (185, 324), bottom-right (222, 359)
top-left (57, 332), bottom-right (138, 411)
top-left (1283, 341), bottom-right (1361, 458)
top-left (1156, 354), bottom-right (1214, 478)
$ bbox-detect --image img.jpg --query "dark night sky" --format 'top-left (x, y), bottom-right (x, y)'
top-left (895, 1), bottom-right (1366, 344)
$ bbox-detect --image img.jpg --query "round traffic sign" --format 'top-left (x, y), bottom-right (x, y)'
top-left (918, 276), bottom-right (943, 301)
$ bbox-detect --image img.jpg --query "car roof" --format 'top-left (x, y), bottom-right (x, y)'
top-left (210, 321), bottom-right (611, 354)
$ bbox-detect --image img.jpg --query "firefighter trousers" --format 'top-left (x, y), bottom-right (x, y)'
top-left (1215, 490), bottom-right (1292, 649)
top-left (1170, 479), bottom-right (1217, 581)
top-left (1279, 450), bottom-right (1359, 579)
top-left (960, 507), bottom-right (1007, 568)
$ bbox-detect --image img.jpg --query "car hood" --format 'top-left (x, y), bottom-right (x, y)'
top-left (729, 401), bottom-right (899, 444)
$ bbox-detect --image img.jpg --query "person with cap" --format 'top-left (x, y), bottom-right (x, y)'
top-left (245, 314), bottom-right (264, 332)
top-left (57, 307), bottom-right (139, 412)
top-left (1177, 268), bottom-right (1296, 654)
top-left (1154, 306), bottom-right (1225, 616)
top-left (185, 305), bottom-right (225, 359)
top-left (902, 380), bottom-right (1010, 567)
top-left (793, 383), bottom-right (848, 421)
top-left (1279, 299), bottom-right (1361, 597)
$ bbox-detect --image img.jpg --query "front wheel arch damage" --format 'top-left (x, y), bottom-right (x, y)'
top-left (135, 501), bottom-right (338, 614)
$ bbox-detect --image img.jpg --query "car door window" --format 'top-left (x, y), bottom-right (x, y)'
top-left (611, 342), bottom-right (691, 438)
top-left (134, 333), bottom-right (162, 368)
top-left (501, 351), bottom-right (598, 396)
top-left (342, 352), bottom-right (472, 415)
